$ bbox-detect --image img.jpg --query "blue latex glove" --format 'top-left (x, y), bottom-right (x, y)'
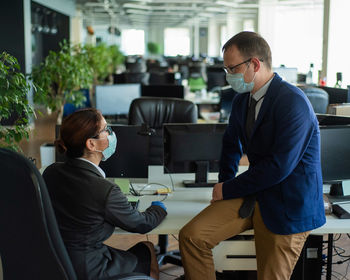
top-left (151, 201), bottom-right (167, 211)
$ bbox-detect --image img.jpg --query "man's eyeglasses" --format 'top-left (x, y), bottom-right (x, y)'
top-left (223, 58), bottom-right (263, 74)
top-left (92, 126), bottom-right (112, 139)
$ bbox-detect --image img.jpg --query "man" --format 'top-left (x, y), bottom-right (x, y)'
top-left (179, 31), bottom-right (326, 280)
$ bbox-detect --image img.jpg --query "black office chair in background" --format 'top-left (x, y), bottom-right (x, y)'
top-left (218, 86), bottom-right (238, 123)
top-left (299, 86), bottom-right (329, 114)
top-left (0, 148), bottom-right (154, 280)
top-left (128, 97), bottom-right (197, 266)
top-left (128, 97), bottom-right (198, 165)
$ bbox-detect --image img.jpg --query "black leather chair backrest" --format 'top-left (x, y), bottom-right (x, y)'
top-left (299, 86), bottom-right (329, 114)
top-left (0, 148), bottom-right (77, 280)
top-left (128, 97), bottom-right (197, 164)
top-left (0, 149), bottom-right (154, 280)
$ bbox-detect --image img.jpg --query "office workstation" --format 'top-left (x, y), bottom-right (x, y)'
top-left (3, 0), bottom-right (350, 279)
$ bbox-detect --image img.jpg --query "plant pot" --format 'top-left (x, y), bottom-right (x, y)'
top-left (40, 143), bottom-right (55, 168)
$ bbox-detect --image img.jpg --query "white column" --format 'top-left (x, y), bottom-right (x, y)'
top-left (258, 0), bottom-right (277, 58)
top-left (193, 19), bottom-right (200, 58)
top-left (208, 17), bottom-right (220, 57)
top-left (226, 9), bottom-right (243, 38)
top-left (71, 10), bottom-right (83, 45)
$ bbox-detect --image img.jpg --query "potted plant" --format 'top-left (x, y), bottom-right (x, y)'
top-left (0, 52), bottom-right (40, 152)
top-left (147, 42), bottom-right (161, 56)
top-left (108, 44), bottom-right (125, 75)
top-left (31, 40), bottom-right (93, 123)
top-left (84, 43), bottom-right (125, 84)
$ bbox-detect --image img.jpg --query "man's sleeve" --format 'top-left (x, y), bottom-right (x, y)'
top-left (219, 102), bottom-right (243, 182)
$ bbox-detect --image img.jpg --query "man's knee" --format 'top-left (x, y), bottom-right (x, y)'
top-left (179, 223), bottom-right (214, 250)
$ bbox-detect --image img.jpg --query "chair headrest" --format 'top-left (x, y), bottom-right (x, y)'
top-left (128, 97), bottom-right (197, 128)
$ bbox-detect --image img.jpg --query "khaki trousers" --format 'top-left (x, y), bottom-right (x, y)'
top-left (179, 198), bottom-right (310, 280)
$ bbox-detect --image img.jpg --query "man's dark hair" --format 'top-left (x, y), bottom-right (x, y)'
top-left (222, 31), bottom-right (272, 70)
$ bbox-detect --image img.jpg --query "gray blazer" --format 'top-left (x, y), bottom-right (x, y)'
top-left (43, 158), bottom-right (167, 280)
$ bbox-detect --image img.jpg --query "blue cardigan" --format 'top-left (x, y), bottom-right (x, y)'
top-left (219, 73), bottom-right (326, 235)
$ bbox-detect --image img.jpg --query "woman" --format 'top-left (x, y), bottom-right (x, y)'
top-left (43, 108), bottom-right (167, 280)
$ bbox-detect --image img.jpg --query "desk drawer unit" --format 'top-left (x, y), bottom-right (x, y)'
top-left (213, 240), bottom-right (257, 271)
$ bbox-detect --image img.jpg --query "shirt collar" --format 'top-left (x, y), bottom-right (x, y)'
top-left (77, 157), bottom-right (106, 178)
top-left (251, 75), bottom-right (274, 102)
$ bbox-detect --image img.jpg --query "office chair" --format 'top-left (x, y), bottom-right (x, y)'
top-left (299, 86), bottom-right (329, 114)
top-left (0, 148), bottom-right (154, 280)
top-left (128, 97), bottom-right (197, 165)
top-left (128, 97), bottom-right (197, 266)
top-left (218, 86), bottom-right (238, 123)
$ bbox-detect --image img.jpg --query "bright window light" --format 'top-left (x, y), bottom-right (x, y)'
top-left (328, 0), bottom-right (350, 88)
top-left (273, 3), bottom-right (323, 75)
top-left (121, 29), bottom-right (145, 55)
top-left (164, 28), bottom-right (190, 56)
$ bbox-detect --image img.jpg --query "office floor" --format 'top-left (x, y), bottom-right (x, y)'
top-left (18, 111), bottom-right (350, 280)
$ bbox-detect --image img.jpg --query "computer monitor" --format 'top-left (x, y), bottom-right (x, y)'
top-left (55, 124), bottom-right (150, 178)
top-left (141, 85), bottom-right (184, 99)
top-left (206, 67), bottom-right (227, 91)
top-left (317, 114), bottom-right (350, 126)
top-left (99, 125), bottom-right (150, 178)
top-left (95, 84), bottom-right (141, 117)
top-left (273, 67), bottom-right (298, 84)
top-left (163, 123), bottom-right (227, 187)
top-left (318, 86), bottom-right (349, 104)
top-left (320, 125), bottom-right (350, 196)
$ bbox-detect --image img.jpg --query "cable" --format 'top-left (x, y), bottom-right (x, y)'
top-left (163, 165), bottom-right (175, 192)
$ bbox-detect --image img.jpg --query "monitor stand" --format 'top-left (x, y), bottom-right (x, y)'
top-left (183, 161), bottom-right (217, 188)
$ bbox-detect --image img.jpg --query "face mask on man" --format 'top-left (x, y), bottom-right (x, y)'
top-left (226, 63), bottom-right (256, 93)
top-left (95, 132), bottom-right (117, 161)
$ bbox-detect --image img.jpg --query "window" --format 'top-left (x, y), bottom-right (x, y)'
top-left (327, 0), bottom-right (350, 87)
top-left (272, 2), bottom-right (323, 75)
top-left (164, 28), bottom-right (190, 56)
top-left (121, 29), bottom-right (145, 55)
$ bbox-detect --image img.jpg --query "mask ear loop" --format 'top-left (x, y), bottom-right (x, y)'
top-left (243, 61), bottom-right (257, 83)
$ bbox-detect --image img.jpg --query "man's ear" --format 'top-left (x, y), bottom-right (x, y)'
top-left (85, 138), bottom-right (96, 152)
top-left (251, 57), bottom-right (261, 72)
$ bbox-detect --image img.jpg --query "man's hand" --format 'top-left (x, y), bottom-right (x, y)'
top-left (211, 182), bottom-right (223, 203)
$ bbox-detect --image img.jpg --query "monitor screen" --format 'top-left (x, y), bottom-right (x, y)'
top-left (320, 125), bottom-right (350, 195)
top-left (163, 123), bottom-right (227, 187)
top-left (321, 125), bottom-right (350, 183)
top-left (99, 125), bottom-right (150, 178)
top-left (141, 85), bottom-right (184, 99)
top-left (55, 124), bottom-right (150, 178)
top-left (317, 114), bottom-right (350, 126)
top-left (318, 86), bottom-right (349, 104)
top-left (273, 67), bottom-right (298, 84)
top-left (95, 84), bottom-right (141, 116)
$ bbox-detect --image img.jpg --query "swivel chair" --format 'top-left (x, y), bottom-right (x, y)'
top-left (128, 97), bottom-right (197, 266)
top-left (0, 148), bottom-right (153, 280)
top-left (299, 86), bottom-right (329, 114)
top-left (128, 97), bottom-right (197, 165)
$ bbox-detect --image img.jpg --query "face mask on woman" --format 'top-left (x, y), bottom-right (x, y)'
top-left (95, 132), bottom-right (117, 161)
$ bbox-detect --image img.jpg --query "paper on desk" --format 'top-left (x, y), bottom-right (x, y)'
top-left (114, 178), bottom-right (130, 194)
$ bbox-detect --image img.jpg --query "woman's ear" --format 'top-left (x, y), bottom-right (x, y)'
top-left (85, 138), bottom-right (96, 152)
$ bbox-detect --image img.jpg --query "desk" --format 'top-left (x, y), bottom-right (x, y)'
top-left (114, 166), bottom-right (349, 279)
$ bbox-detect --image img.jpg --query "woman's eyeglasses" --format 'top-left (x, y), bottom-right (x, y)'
top-left (92, 126), bottom-right (112, 139)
